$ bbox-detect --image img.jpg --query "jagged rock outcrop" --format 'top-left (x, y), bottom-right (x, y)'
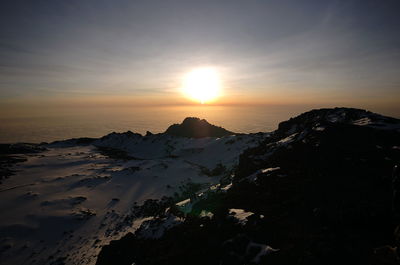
top-left (164, 117), bottom-right (235, 138)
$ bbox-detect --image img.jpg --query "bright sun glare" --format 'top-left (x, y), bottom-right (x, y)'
top-left (182, 67), bottom-right (221, 104)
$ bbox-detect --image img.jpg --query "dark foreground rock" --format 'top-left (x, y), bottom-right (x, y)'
top-left (164, 117), bottom-right (235, 138)
top-left (0, 143), bottom-right (46, 181)
top-left (96, 108), bottom-right (400, 265)
top-left (0, 143), bottom-right (46, 154)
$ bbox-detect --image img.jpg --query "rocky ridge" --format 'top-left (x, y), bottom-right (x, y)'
top-left (96, 108), bottom-right (400, 265)
top-left (164, 117), bottom-right (235, 138)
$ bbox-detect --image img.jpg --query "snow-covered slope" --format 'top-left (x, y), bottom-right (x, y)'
top-left (1, 109), bottom-right (399, 265)
top-left (0, 129), bottom-right (268, 265)
top-left (94, 132), bottom-right (266, 169)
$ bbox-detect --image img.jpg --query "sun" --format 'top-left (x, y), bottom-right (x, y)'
top-left (181, 67), bottom-right (221, 104)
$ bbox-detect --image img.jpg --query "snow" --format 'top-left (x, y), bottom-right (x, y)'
top-left (246, 167), bottom-right (280, 182)
top-left (353, 117), bottom-right (372, 126)
top-left (228, 209), bottom-right (254, 225)
top-left (313, 126), bottom-right (325, 131)
top-left (326, 114), bottom-right (342, 123)
top-left (176, 198), bottom-right (191, 206)
top-left (2, 109), bottom-right (397, 264)
top-left (261, 167), bottom-right (280, 174)
top-left (94, 132), bottom-right (268, 169)
top-left (137, 214), bottom-right (183, 239)
top-left (210, 184), bottom-right (221, 190)
top-left (221, 183), bottom-right (232, 191)
top-left (199, 210), bottom-right (214, 218)
top-left (277, 133), bottom-right (298, 145)
top-left (351, 118), bottom-right (400, 130)
top-left (322, 108), bottom-right (400, 130)
top-left (247, 241), bottom-right (279, 263)
top-left (0, 133), bottom-right (268, 265)
top-left (176, 198), bottom-right (193, 213)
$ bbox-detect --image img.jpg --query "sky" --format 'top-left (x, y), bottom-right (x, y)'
top-left (1, 0), bottom-right (400, 114)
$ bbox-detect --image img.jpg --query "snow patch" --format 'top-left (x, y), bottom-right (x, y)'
top-left (199, 210), bottom-right (214, 218)
top-left (313, 126), bottom-right (325, 131)
top-left (353, 117), bottom-right (372, 126)
top-left (137, 214), bottom-right (183, 239)
top-left (247, 241), bottom-right (279, 263)
top-left (221, 183), bottom-right (232, 191)
top-left (277, 133), bottom-right (298, 145)
top-left (229, 209), bottom-right (254, 225)
top-left (246, 167), bottom-right (280, 182)
top-left (261, 167), bottom-right (280, 174)
top-left (176, 198), bottom-right (193, 214)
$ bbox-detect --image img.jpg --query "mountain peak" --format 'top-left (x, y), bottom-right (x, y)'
top-left (164, 117), bottom-right (234, 138)
top-left (277, 107), bottom-right (400, 136)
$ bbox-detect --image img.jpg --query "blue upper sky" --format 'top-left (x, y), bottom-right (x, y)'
top-left (1, 0), bottom-right (399, 107)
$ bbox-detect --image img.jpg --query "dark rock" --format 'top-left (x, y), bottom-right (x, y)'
top-left (96, 147), bottom-right (139, 160)
top-left (99, 131), bottom-right (142, 141)
top-left (164, 117), bottom-right (234, 138)
top-left (96, 108), bottom-right (400, 265)
top-left (0, 143), bottom-right (46, 154)
top-left (49, 137), bottom-right (97, 146)
top-left (0, 143), bottom-right (41, 180)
